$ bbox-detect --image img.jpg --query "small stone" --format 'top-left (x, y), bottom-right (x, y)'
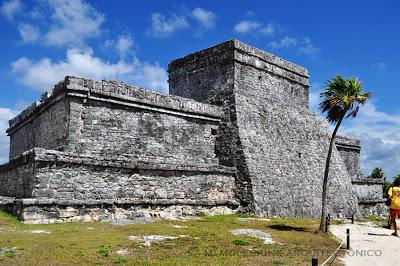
top-left (24, 230), bottom-right (50, 234)
top-left (229, 229), bottom-right (273, 244)
top-left (116, 248), bottom-right (130, 255)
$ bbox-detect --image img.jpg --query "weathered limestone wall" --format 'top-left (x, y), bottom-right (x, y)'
top-left (169, 39), bottom-right (359, 218)
top-left (0, 153), bottom-right (36, 198)
top-left (335, 135), bottom-right (362, 178)
top-left (335, 136), bottom-right (384, 217)
top-left (2, 76), bottom-right (238, 223)
top-left (0, 148), bottom-right (237, 223)
top-left (8, 97), bottom-right (70, 160)
top-left (352, 178), bottom-right (383, 201)
top-left (8, 77), bottom-right (222, 165)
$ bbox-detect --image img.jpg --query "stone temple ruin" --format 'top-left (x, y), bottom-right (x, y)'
top-left (0, 40), bottom-right (385, 224)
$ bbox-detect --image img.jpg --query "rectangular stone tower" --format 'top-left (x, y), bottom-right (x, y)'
top-left (169, 39), bottom-right (359, 217)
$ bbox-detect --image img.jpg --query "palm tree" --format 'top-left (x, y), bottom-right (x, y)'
top-left (370, 167), bottom-right (385, 179)
top-left (317, 75), bottom-right (371, 233)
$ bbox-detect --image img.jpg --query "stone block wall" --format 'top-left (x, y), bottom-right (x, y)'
top-left (169, 39), bottom-right (359, 218)
top-left (8, 98), bottom-right (70, 160)
top-left (352, 178), bottom-right (384, 201)
top-left (335, 135), bottom-right (362, 178)
top-left (1, 76), bottom-right (238, 223)
top-left (0, 149), bottom-right (237, 223)
top-left (0, 148), bottom-right (236, 202)
top-left (8, 77), bottom-right (222, 165)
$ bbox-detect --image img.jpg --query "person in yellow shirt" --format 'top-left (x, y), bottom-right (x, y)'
top-left (388, 178), bottom-right (400, 237)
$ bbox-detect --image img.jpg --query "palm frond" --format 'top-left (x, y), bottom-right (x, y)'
top-left (319, 75), bottom-right (371, 124)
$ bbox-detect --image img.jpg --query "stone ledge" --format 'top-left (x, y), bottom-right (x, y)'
top-left (351, 178), bottom-right (384, 185)
top-left (335, 135), bottom-right (361, 149)
top-left (0, 196), bottom-right (15, 204)
top-left (358, 199), bottom-right (386, 205)
top-left (8, 198), bottom-right (239, 207)
top-left (0, 148), bottom-right (237, 175)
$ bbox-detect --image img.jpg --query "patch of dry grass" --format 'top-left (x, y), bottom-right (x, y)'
top-left (0, 211), bottom-right (344, 265)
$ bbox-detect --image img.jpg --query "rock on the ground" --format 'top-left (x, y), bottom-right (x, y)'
top-left (236, 218), bottom-right (271, 222)
top-left (171, 224), bottom-right (188, 228)
top-left (24, 230), bottom-right (50, 234)
top-left (128, 235), bottom-right (178, 247)
top-left (116, 248), bottom-right (130, 255)
top-left (229, 229), bottom-right (274, 244)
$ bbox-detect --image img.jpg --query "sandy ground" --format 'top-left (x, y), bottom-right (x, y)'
top-left (330, 222), bottom-right (400, 266)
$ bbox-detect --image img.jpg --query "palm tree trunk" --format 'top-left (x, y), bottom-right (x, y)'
top-left (318, 115), bottom-right (345, 232)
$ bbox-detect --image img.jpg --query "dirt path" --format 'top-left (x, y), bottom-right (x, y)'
top-left (330, 222), bottom-right (400, 266)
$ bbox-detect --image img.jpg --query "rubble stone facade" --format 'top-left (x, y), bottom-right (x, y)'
top-left (0, 40), bottom-right (383, 223)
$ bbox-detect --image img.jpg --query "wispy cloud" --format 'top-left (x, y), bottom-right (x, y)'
top-left (147, 7), bottom-right (217, 38)
top-left (105, 35), bottom-right (134, 59)
top-left (146, 13), bottom-right (189, 38)
top-left (234, 20), bottom-right (261, 33)
top-left (269, 36), bottom-right (297, 49)
top-left (233, 20), bottom-right (275, 36)
top-left (11, 48), bottom-right (168, 93)
top-left (297, 37), bottom-right (320, 58)
top-left (44, 0), bottom-right (104, 47)
top-left (18, 23), bottom-right (40, 43)
top-left (0, 0), bottom-right (22, 21)
top-left (269, 36), bottom-right (320, 58)
top-left (191, 7), bottom-right (216, 30)
top-left (3, 0), bottom-right (104, 47)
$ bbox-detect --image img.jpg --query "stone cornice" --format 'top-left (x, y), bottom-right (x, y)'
top-left (7, 76), bottom-right (222, 134)
top-left (169, 39), bottom-right (309, 86)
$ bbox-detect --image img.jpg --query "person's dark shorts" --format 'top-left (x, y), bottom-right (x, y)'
top-left (390, 208), bottom-right (400, 219)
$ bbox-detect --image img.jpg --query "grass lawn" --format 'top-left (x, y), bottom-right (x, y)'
top-left (0, 211), bottom-right (344, 265)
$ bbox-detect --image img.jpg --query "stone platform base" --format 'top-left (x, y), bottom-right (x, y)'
top-left (358, 200), bottom-right (387, 219)
top-left (0, 198), bottom-right (238, 224)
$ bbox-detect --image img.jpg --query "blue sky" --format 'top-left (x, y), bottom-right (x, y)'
top-left (0, 0), bottom-right (399, 180)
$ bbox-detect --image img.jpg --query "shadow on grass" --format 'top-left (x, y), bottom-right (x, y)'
top-left (267, 224), bottom-right (308, 232)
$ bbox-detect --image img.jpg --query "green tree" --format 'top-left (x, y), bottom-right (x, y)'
top-left (383, 177), bottom-right (391, 198)
top-left (317, 75), bottom-right (371, 233)
top-left (370, 167), bottom-right (384, 179)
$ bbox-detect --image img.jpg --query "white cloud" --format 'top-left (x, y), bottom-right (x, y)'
top-left (3, 0), bottom-right (104, 46)
top-left (297, 37), bottom-right (320, 57)
top-left (233, 20), bottom-right (275, 36)
top-left (11, 48), bottom-right (168, 93)
top-left (268, 36), bottom-right (320, 58)
top-left (298, 44), bottom-right (320, 57)
top-left (0, 107), bottom-right (18, 164)
top-left (18, 23), bottom-right (40, 43)
top-left (0, 0), bottom-right (22, 21)
top-left (233, 20), bottom-right (261, 33)
top-left (105, 35), bottom-right (134, 59)
top-left (269, 36), bottom-right (297, 49)
top-left (338, 101), bottom-right (400, 180)
top-left (44, 0), bottom-right (104, 47)
top-left (192, 7), bottom-right (216, 30)
top-left (147, 13), bottom-right (189, 38)
top-left (260, 24), bottom-right (275, 36)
